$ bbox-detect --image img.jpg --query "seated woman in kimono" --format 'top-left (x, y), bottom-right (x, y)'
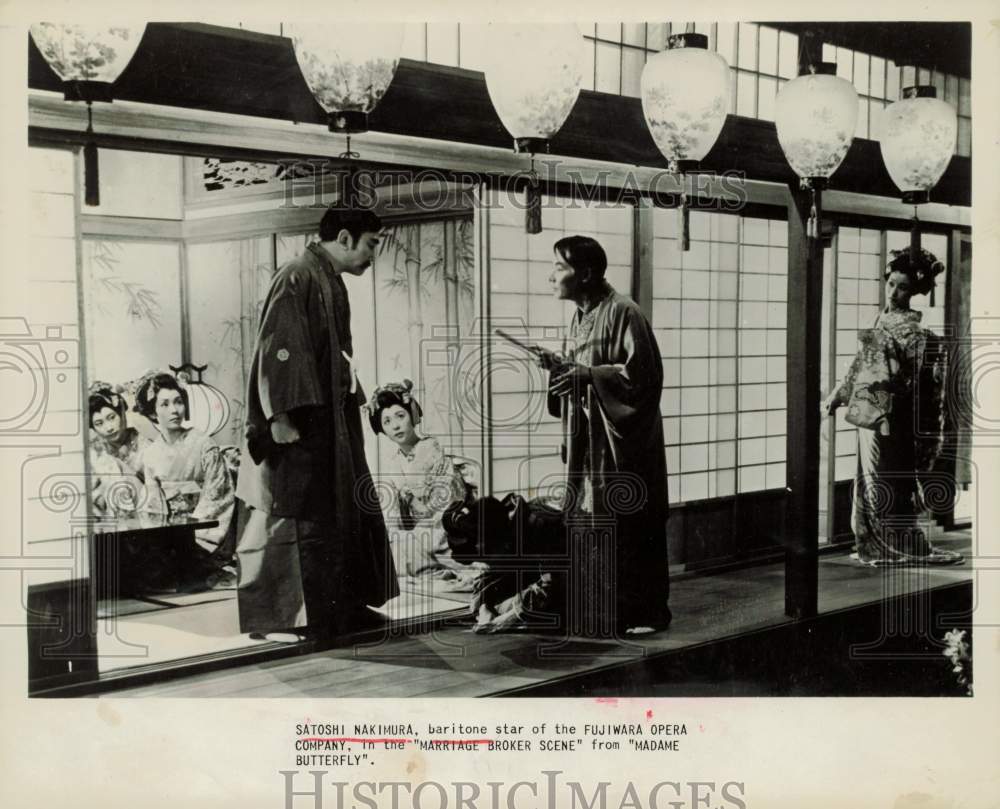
top-left (134, 372), bottom-right (236, 589)
top-left (367, 380), bottom-right (481, 591)
top-left (88, 382), bottom-right (149, 516)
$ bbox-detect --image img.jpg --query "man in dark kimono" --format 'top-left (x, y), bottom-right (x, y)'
top-left (543, 235), bottom-right (671, 635)
top-left (235, 206), bottom-right (398, 641)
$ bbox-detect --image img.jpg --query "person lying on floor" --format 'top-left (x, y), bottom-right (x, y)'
top-left (443, 493), bottom-right (566, 634)
top-left (366, 380), bottom-right (483, 592)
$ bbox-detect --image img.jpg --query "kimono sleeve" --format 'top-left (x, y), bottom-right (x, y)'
top-left (255, 269), bottom-right (325, 420)
top-left (588, 307), bottom-right (663, 434)
top-left (411, 437), bottom-right (466, 518)
top-left (915, 330), bottom-right (948, 472)
top-left (192, 443), bottom-right (236, 548)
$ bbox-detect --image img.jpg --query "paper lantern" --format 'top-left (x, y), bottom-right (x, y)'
top-left (170, 364), bottom-right (230, 438)
top-left (29, 24), bottom-right (146, 206)
top-left (286, 23), bottom-right (404, 206)
top-left (775, 63), bottom-right (858, 182)
top-left (641, 34), bottom-right (731, 169)
top-left (483, 24), bottom-right (586, 233)
top-left (880, 84), bottom-right (957, 254)
top-left (641, 33), bottom-right (731, 249)
top-left (880, 86), bottom-right (957, 205)
top-left (775, 62), bottom-right (858, 239)
top-left (286, 23), bottom-right (404, 134)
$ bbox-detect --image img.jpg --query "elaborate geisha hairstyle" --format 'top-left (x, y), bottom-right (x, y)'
top-left (133, 371), bottom-right (189, 423)
top-left (88, 381), bottom-right (127, 427)
top-left (885, 246), bottom-right (945, 297)
top-left (365, 379), bottom-right (422, 435)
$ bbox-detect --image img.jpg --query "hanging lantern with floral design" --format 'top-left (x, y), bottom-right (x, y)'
top-left (879, 83), bottom-right (957, 254)
top-left (774, 62), bottom-right (859, 239)
top-left (482, 24), bottom-right (586, 233)
top-left (29, 24), bottom-right (146, 206)
top-left (170, 364), bottom-right (230, 438)
top-left (286, 23), bottom-right (405, 206)
top-left (641, 33), bottom-right (731, 251)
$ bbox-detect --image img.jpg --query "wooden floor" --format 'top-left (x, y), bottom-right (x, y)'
top-left (105, 529), bottom-right (973, 698)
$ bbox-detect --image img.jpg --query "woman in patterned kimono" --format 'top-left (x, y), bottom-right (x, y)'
top-left (538, 235), bottom-right (672, 635)
top-left (824, 246), bottom-right (961, 566)
top-left (367, 380), bottom-right (481, 591)
top-left (88, 382), bottom-right (148, 516)
top-left (134, 372), bottom-right (237, 586)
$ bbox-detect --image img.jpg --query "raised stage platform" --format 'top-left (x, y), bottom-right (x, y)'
top-left (88, 529), bottom-right (973, 699)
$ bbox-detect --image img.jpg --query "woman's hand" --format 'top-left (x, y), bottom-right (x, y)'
top-left (821, 390), bottom-right (841, 416)
top-left (550, 363), bottom-right (593, 397)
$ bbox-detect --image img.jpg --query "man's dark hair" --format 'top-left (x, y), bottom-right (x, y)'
top-left (553, 235), bottom-right (608, 286)
top-left (319, 206), bottom-right (383, 246)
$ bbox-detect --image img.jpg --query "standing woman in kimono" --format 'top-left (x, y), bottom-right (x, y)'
top-left (824, 246), bottom-right (961, 566)
top-left (134, 372), bottom-right (236, 583)
top-left (539, 235), bottom-right (672, 634)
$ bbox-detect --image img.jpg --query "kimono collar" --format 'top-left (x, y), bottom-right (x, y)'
top-left (308, 241), bottom-right (343, 276)
top-left (577, 281), bottom-right (613, 315)
top-left (881, 308), bottom-right (923, 327)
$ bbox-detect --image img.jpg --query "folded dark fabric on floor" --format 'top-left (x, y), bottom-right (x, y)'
top-left (443, 494), bottom-right (568, 619)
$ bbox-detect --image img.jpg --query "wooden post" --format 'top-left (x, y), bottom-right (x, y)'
top-left (633, 198), bottom-right (654, 320)
top-left (785, 183), bottom-right (824, 619)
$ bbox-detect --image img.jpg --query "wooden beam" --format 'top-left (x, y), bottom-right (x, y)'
top-left (785, 184), bottom-right (824, 619)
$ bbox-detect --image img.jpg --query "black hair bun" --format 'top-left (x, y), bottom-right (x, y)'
top-left (887, 246), bottom-right (945, 297)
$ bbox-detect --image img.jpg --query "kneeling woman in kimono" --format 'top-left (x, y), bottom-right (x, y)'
top-left (367, 380), bottom-right (481, 591)
top-left (88, 381), bottom-right (149, 516)
top-left (134, 372), bottom-right (236, 588)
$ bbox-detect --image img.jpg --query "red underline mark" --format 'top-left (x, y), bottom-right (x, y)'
top-left (302, 737), bottom-right (412, 744)
top-left (300, 738), bottom-right (495, 745)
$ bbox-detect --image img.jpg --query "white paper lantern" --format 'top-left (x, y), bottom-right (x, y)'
top-left (30, 24), bottom-right (145, 90)
top-left (286, 23), bottom-right (404, 132)
top-left (640, 33), bottom-right (731, 171)
top-left (775, 64), bottom-right (859, 182)
top-left (482, 23), bottom-right (586, 154)
top-left (172, 365), bottom-right (230, 438)
top-left (879, 86), bottom-right (957, 204)
top-left (640, 33), bottom-right (730, 251)
top-left (30, 24), bottom-right (147, 207)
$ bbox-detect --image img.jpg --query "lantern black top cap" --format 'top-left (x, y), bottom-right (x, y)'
top-left (799, 61), bottom-right (837, 77)
top-left (63, 80), bottom-right (114, 104)
top-left (327, 110), bottom-right (369, 134)
top-left (668, 32), bottom-right (708, 50)
top-left (902, 85), bottom-right (937, 99)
